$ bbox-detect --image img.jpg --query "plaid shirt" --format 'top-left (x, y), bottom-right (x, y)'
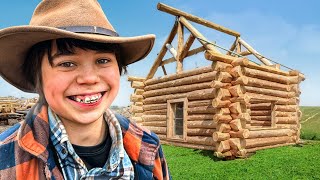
top-left (48, 107), bottom-right (134, 179)
top-left (0, 103), bottom-right (170, 180)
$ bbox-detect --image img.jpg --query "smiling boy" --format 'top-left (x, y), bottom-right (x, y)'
top-left (0, 0), bottom-right (170, 179)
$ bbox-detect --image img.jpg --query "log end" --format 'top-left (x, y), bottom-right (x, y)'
top-left (212, 132), bottom-right (219, 142)
top-left (236, 149), bottom-right (247, 157)
top-left (157, 3), bottom-right (164, 10)
top-left (242, 129), bottom-right (250, 138)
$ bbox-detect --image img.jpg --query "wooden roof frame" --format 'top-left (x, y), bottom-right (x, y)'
top-left (146, 3), bottom-right (279, 80)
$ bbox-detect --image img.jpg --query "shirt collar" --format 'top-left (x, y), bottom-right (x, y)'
top-left (48, 107), bottom-right (125, 172)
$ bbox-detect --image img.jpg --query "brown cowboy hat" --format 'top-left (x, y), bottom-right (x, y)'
top-left (0, 0), bottom-right (155, 92)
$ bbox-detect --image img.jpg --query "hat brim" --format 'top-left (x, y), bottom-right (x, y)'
top-left (0, 26), bottom-right (155, 92)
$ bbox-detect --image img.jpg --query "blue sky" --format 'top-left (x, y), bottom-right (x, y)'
top-left (0, 0), bottom-right (319, 106)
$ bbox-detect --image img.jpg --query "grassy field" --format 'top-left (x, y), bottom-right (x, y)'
top-left (163, 141), bottom-right (320, 179)
top-left (163, 106), bottom-right (320, 179)
top-left (300, 106), bottom-right (320, 140)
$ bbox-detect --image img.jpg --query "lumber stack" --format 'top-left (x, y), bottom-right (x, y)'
top-left (0, 96), bottom-right (38, 125)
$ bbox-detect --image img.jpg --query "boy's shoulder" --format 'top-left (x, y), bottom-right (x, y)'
top-left (115, 114), bottom-right (171, 180)
top-left (115, 114), bottom-right (160, 146)
top-left (0, 123), bottom-right (21, 171)
top-left (0, 122), bottom-right (21, 144)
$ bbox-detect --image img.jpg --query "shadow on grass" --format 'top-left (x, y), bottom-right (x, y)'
top-left (192, 149), bottom-right (223, 161)
top-left (193, 149), bottom-right (259, 161)
top-left (301, 133), bottom-right (320, 141)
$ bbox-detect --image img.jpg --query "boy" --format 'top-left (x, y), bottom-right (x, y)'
top-left (0, 0), bottom-right (170, 179)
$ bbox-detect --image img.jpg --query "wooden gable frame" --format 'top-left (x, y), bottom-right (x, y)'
top-left (146, 3), bottom-right (282, 80)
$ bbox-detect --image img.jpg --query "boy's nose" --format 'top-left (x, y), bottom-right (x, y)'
top-left (76, 66), bottom-right (100, 85)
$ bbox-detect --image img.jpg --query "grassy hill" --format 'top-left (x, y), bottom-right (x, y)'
top-left (300, 106), bottom-right (320, 140)
top-left (163, 106), bottom-right (320, 179)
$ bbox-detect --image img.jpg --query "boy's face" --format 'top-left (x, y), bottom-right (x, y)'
top-left (41, 42), bottom-right (120, 126)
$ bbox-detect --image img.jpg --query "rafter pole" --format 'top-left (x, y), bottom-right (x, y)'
top-left (238, 51), bottom-right (252, 56)
top-left (146, 22), bottom-right (178, 79)
top-left (236, 40), bottom-right (241, 54)
top-left (161, 65), bottom-right (167, 75)
top-left (177, 21), bottom-right (184, 73)
top-left (160, 46), bottom-right (205, 66)
top-left (179, 16), bottom-right (221, 54)
top-left (227, 37), bottom-right (239, 55)
top-left (166, 43), bottom-right (178, 58)
top-left (180, 34), bottom-right (196, 60)
top-left (157, 3), bottom-right (241, 37)
top-left (238, 38), bottom-right (273, 66)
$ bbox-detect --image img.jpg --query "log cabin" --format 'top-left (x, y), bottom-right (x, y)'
top-left (127, 3), bottom-right (305, 158)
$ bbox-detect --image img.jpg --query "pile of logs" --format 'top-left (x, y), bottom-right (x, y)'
top-left (0, 96), bottom-right (37, 125)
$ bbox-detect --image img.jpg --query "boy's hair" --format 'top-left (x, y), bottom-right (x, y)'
top-left (23, 38), bottom-right (126, 105)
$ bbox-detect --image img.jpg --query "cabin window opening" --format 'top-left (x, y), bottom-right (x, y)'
top-left (167, 98), bottom-right (187, 141)
top-left (249, 99), bottom-right (275, 129)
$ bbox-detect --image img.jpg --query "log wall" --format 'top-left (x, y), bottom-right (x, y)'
top-left (128, 49), bottom-right (303, 159)
top-left (228, 58), bottom-right (303, 156)
top-left (146, 66), bottom-right (218, 150)
top-left (128, 76), bottom-right (146, 124)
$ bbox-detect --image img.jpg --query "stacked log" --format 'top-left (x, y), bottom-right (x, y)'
top-left (244, 63), bottom-right (301, 134)
top-left (143, 66), bottom-right (218, 149)
top-left (224, 57), bottom-right (250, 158)
top-left (236, 61), bottom-right (303, 149)
top-left (128, 76), bottom-right (146, 124)
top-left (249, 102), bottom-right (272, 128)
top-left (204, 52), bottom-right (244, 157)
top-left (210, 61), bottom-right (233, 157)
top-left (239, 63), bottom-right (300, 105)
top-left (245, 128), bottom-right (296, 152)
top-left (187, 100), bottom-right (218, 140)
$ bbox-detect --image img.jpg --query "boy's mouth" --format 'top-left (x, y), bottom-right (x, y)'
top-left (68, 92), bottom-right (105, 104)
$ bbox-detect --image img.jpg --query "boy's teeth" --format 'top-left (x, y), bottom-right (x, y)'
top-left (85, 97), bottom-right (90, 103)
top-left (76, 97), bottom-right (82, 103)
top-left (72, 93), bottom-right (102, 104)
top-left (90, 96), bottom-right (96, 101)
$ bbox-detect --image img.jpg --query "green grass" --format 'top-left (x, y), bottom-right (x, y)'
top-left (162, 106), bottom-right (320, 179)
top-left (300, 106), bottom-right (320, 140)
top-left (163, 141), bottom-right (320, 179)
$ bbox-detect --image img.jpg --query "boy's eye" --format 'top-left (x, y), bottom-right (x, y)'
top-left (58, 62), bottom-right (75, 67)
top-left (97, 59), bottom-right (110, 64)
